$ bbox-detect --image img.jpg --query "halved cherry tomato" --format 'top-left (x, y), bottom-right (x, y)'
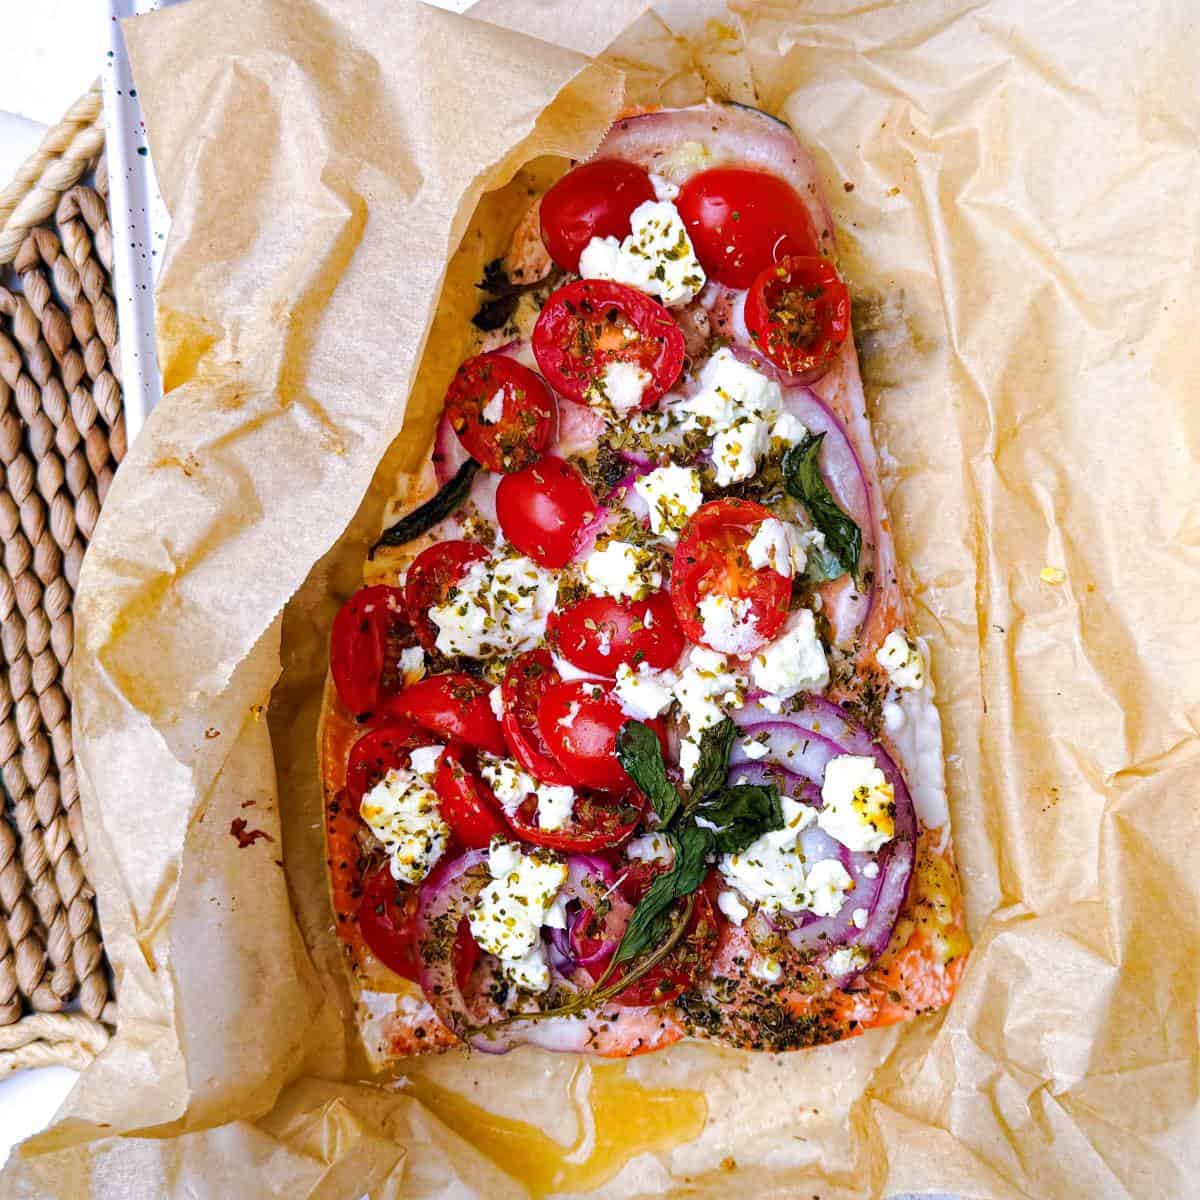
top-left (500, 650), bottom-right (574, 785)
top-left (745, 256), bottom-right (849, 381)
top-left (330, 585), bottom-right (417, 717)
top-left (539, 160), bottom-right (656, 273)
top-left (505, 790), bottom-right (644, 853)
top-left (669, 498), bottom-right (792, 653)
top-left (384, 672), bottom-right (506, 757)
top-left (612, 882), bottom-right (720, 1007)
top-left (345, 720), bottom-right (437, 815)
top-left (357, 865), bottom-right (421, 980)
top-left (532, 280), bottom-right (685, 409)
top-left (495, 455), bottom-right (597, 568)
top-left (676, 167), bottom-right (819, 289)
top-left (536, 678), bottom-right (667, 794)
top-left (547, 591), bottom-right (685, 678)
top-left (433, 747), bottom-right (508, 848)
top-left (444, 354), bottom-right (556, 473)
top-left (404, 540), bottom-right (490, 651)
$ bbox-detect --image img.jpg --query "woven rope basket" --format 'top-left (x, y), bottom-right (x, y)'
top-left (0, 82), bottom-right (122, 1080)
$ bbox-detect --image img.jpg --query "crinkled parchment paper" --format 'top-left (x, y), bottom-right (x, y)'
top-left (3, 1), bottom-right (1198, 1196)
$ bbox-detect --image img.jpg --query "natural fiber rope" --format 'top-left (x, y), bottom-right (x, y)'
top-left (0, 84), bottom-right (103, 268)
top-left (0, 85), bottom-right (124, 1070)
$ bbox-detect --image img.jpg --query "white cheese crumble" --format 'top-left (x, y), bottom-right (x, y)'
top-left (770, 411), bottom-right (809, 449)
top-left (588, 360), bottom-right (652, 420)
top-left (851, 907), bottom-right (869, 930)
top-left (717, 889), bottom-right (749, 925)
top-left (429, 552), bottom-right (558, 659)
top-left (746, 518), bottom-right (807, 578)
top-left (882, 701), bottom-right (906, 733)
top-left (750, 953), bottom-right (784, 984)
top-left (399, 645), bottom-right (427, 685)
top-left (718, 796), bottom-right (822, 913)
top-left (749, 608), bottom-right (829, 701)
top-left (862, 860), bottom-right (880, 880)
top-left (482, 388), bottom-right (505, 424)
top-left (649, 172), bottom-right (679, 202)
top-left (824, 945), bottom-right (869, 978)
top-left (818, 755), bottom-right (896, 854)
top-left (698, 593), bottom-right (762, 655)
top-left (614, 661), bottom-right (678, 720)
top-left (579, 199), bottom-right (705, 307)
top-left (671, 349), bottom-right (784, 486)
top-left (359, 748), bottom-right (449, 885)
top-left (469, 844), bottom-right (567, 994)
top-left (804, 858), bottom-right (855, 918)
top-left (625, 832), bottom-right (674, 864)
top-left (488, 685), bottom-right (504, 721)
top-left (633, 464), bottom-right (703, 543)
top-left (877, 629), bottom-right (926, 690)
top-left (582, 540), bottom-right (662, 601)
top-left (740, 736), bottom-right (769, 761)
top-left (479, 755), bottom-right (576, 831)
top-left (675, 647), bottom-right (748, 780)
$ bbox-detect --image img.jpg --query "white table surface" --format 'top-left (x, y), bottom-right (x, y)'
top-left (0, 1), bottom-right (105, 1169)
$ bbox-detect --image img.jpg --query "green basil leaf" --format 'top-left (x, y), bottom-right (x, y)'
top-left (371, 458), bottom-right (480, 555)
top-left (688, 718), bottom-right (737, 802)
top-left (614, 825), bottom-right (713, 964)
top-left (694, 784), bottom-right (784, 855)
top-left (616, 720), bottom-right (681, 826)
top-left (783, 432), bottom-right (861, 579)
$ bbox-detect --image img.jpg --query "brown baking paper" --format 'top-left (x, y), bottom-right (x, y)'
top-left (4, 0), bottom-right (1198, 1196)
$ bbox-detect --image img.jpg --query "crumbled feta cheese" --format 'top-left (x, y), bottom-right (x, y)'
top-left (671, 349), bottom-right (783, 486)
top-left (488, 685), bottom-right (504, 721)
top-left (633, 464), bottom-right (703, 543)
top-left (398, 645), bottom-right (426, 685)
top-left (804, 858), bottom-right (854, 918)
top-left (877, 630), bottom-right (925, 690)
top-left (482, 388), bottom-right (505, 424)
top-left (770, 411), bottom-right (809, 448)
top-left (851, 907), bottom-right (869, 929)
top-left (861, 860), bottom-right (881, 880)
top-left (625, 833), bottom-right (674, 864)
top-left (650, 172), bottom-right (679, 202)
top-left (579, 199), bottom-right (705, 307)
top-left (750, 953), bottom-right (784, 984)
top-left (718, 796), bottom-right (821, 913)
top-left (675, 647), bottom-right (748, 780)
top-left (818, 755), bottom-right (896, 853)
top-left (408, 744), bottom-right (445, 777)
top-left (582, 540), bottom-right (662, 601)
top-left (430, 552), bottom-right (558, 659)
top-left (746, 518), bottom-right (807, 577)
top-left (469, 845), bottom-right (567, 994)
top-left (749, 608), bottom-right (829, 700)
top-left (588, 360), bottom-right (652, 419)
top-left (824, 945), bottom-right (869, 977)
top-left (360, 760), bottom-right (450, 885)
top-left (717, 889), bottom-right (749, 925)
top-left (480, 755), bottom-right (576, 829)
top-left (698, 593), bottom-right (762, 656)
top-left (740, 736), bottom-right (769, 761)
top-left (614, 662), bottom-right (679, 720)
top-left (882, 701), bottom-right (905, 733)
top-left (551, 653), bottom-right (594, 682)
top-left (488, 837), bottom-right (523, 879)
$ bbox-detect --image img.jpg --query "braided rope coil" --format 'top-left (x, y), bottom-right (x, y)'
top-left (0, 87), bottom-right (125, 1074)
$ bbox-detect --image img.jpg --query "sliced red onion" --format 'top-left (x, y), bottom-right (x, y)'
top-left (728, 702), bottom-right (916, 984)
top-left (433, 411), bottom-right (472, 487)
top-left (725, 761), bottom-right (821, 805)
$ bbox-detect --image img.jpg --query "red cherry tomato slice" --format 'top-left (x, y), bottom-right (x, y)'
top-left (669, 498), bottom-right (792, 653)
top-left (345, 720), bottom-right (437, 815)
top-left (499, 650), bottom-right (573, 786)
top-left (547, 591), bottom-right (685, 678)
top-left (612, 883), bottom-right (720, 1007)
top-left (495, 455), bottom-right (597, 569)
top-left (433, 747), bottom-right (508, 849)
top-left (532, 280), bottom-right (685, 410)
top-left (745, 255), bottom-right (850, 381)
top-left (539, 160), bottom-right (657, 273)
top-left (330, 585), bottom-right (417, 717)
top-left (444, 353), bottom-right (556, 473)
top-left (505, 790), bottom-right (644, 853)
top-left (384, 672), bottom-right (506, 757)
top-left (404, 540), bottom-right (490, 652)
top-left (676, 167), bottom-right (820, 289)
top-left (357, 865), bottom-right (421, 981)
top-left (536, 678), bottom-right (667, 794)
